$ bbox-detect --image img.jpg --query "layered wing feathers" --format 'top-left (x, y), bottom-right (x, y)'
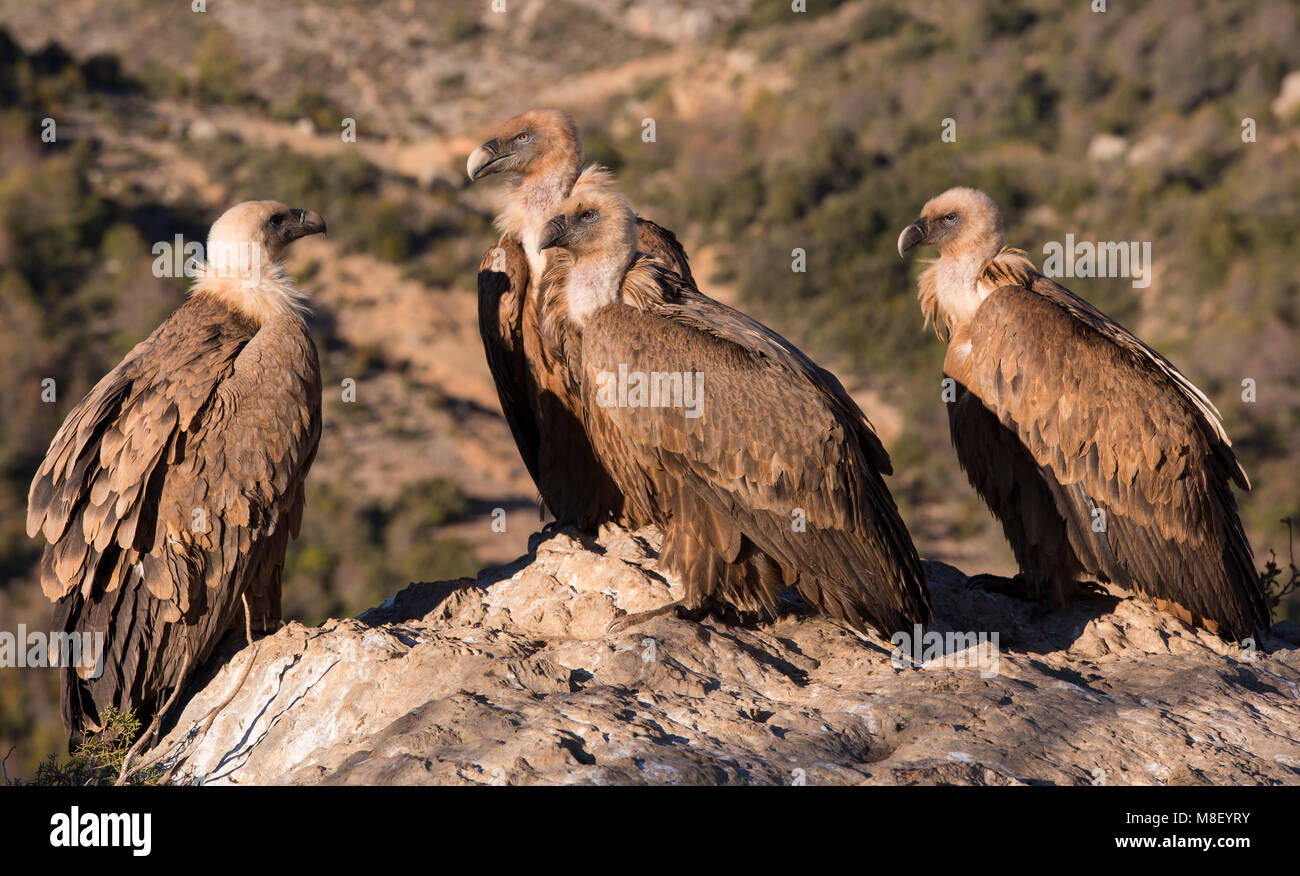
top-left (956, 277), bottom-right (1267, 637)
top-left (27, 292), bottom-right (321, 736)
top-left (580, 265), bottom-right (929, 634)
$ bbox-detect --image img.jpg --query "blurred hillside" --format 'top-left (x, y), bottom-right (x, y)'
top-left (0, 0), bottom-right (1297, 780)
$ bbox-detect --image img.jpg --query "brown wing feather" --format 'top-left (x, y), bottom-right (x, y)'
top-left (635, 217), bottom-right (695, 285)
top-left (580, 274), bottom-right (929, 635)
top-left (479, 236), bottom-right (630, 527)
top-left (534, 216), bottom-right (696, 526)
top-left (641, 262), bottom-right (892, 476)
top-left (29, 293), bottom-right (321, 741)
top-left (477, 237), bottom-right (542, 488)
top-left (1019, 273), bottom-right (1248, 489)
top-left (476, 216), bottom-right (695, 529)
top-left (956, 279), bottom-right (1267, 639)
top-left (947, 382), bottom-right (1079, 594)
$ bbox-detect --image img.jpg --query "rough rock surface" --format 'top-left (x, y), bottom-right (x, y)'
top-left (143, 526), bottom-right (1300, 786)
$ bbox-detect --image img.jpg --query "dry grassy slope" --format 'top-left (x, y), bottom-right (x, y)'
top-left (0, 0), bottom-right (752, 137)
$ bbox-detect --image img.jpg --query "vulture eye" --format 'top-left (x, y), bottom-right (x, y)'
top-left (515, 132), bottom-right (530, 142)
top-left (942, 212), bottom-right (959, 225)
top-left (581, 209), bottom-right (598, 223)
top-left (269, 213), bottom-right (285, 229)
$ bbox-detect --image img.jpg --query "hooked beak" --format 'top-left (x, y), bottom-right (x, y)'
top-left (467, 138), bottom-right (514, 181)
top-left (284, 208), bottom-right (327, 242)
top-left (537, 215), bottom-right (571, 252)
top-left (897, 218), bottom-right (927, 257)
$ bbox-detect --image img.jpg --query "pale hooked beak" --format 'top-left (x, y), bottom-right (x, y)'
top-left (897, 218), bottom-right (927, 257)
top-left (537, 215), bottom-right (571, 252)
top-left (467, 138), bottom-right (513, 180)
top-left (284, 208), bottom-right (327, 242)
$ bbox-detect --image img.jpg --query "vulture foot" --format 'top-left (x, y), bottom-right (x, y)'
top-left (1058, 579), bottom-right (1109, 602)
top-left (966, 573), bottom-right (1040, 601)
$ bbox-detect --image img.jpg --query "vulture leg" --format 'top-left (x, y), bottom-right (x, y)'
top-left (195, 593), bottom-right (261, 743)
top-left (967, 572), bottom-right (1106, 615)
top-left (966, 572), bottom-right (1038, 600)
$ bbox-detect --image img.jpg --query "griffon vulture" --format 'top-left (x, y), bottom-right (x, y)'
top-left (27, 201), bottom-right (325, 743)
top-left (898, 186), bottom-right (1268, 641)
top-left (467, 108), bottom-right (694, 528)
top-left (535, 181), bottom-right (930, 635)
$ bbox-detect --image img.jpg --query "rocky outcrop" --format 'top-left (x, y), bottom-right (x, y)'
top-left (142, 526), bottom-right (1300, 786)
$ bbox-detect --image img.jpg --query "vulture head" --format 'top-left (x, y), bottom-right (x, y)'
top-left (897, 186), bottom-right (1004, 261)
top-left (538, 184), bottom-right (637, 261)
top-left (206, 200), bottom-right (326, 274)
top-left (466, 108), bottom-right (583, 184)
top-left (538, 183), bottom-right (638, 324)
top-left (202, 200), bottom-right (326, 321)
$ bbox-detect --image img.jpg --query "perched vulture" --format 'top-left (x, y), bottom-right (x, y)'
top-left (898, 186), bottom-right (1269, 641)
top-left (533, 179), bottom-right (931, 635)
top-left (467, 108), bottom-right (694, 528)
top-left (27, 201), bottom-right (325, 744)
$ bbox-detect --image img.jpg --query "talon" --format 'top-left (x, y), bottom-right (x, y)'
top-left (1081, 580), bottom-right (1108, 597)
